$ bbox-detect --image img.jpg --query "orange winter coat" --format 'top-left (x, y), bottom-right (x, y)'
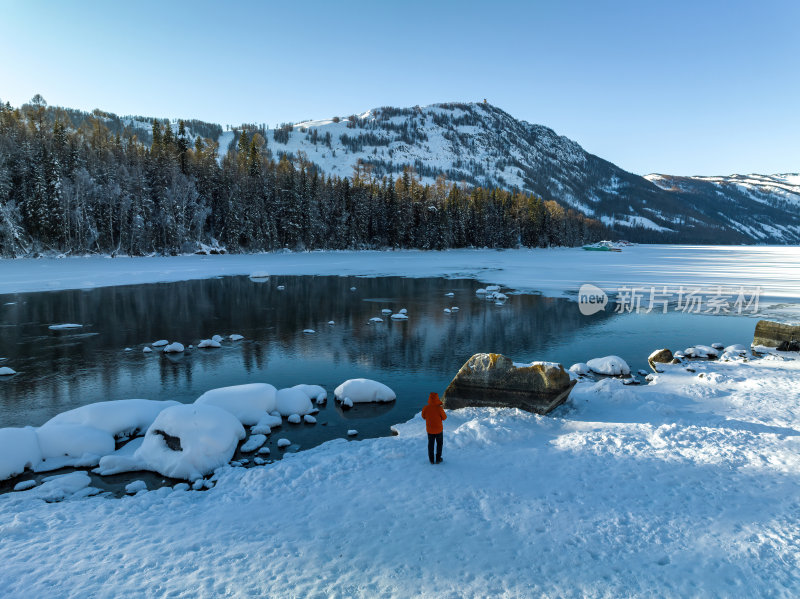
top-left (421, 392), bottom-right (447, 434)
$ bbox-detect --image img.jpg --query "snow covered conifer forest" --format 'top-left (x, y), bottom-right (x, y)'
top-left (0, 98), bottom-right (604, 257)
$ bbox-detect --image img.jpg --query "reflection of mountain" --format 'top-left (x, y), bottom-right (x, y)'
top-left (0, 276), bottom-right (620, 427)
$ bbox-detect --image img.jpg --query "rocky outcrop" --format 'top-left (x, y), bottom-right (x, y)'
top-left (442, 353), bottom-right (576, 415)
top-left (753, 320), bottom-right (800, 349)
top-left (648, 349), bottom-right (673, 372)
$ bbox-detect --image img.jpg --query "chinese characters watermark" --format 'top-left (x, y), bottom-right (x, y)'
top-left (579, 284), bottom-right (761, 315)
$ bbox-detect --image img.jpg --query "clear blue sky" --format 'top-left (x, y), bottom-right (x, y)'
top-left (1, 0), bottom-right (797, 176)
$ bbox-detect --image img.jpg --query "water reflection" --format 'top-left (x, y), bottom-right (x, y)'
top-left (0, 275), bottom-right (757, 439)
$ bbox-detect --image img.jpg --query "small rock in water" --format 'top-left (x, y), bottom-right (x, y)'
top-left (198, 338), bottom-right (221, 348)
top-left (347, 430), bottom-right (358, 437)
top-left (163, 342), bottom-right (185, 353)
top-left (211, 335), bottom-right (223, 343)
top-left (254, 457), bottom-right (266, 465)
top-left (258, 447), bottom-right (271, 455)
top-left (287, 414), bottom-right (302, 424)
top-left (277, 438), bottom-right (291, 448)
top-left (443, 308), bottom-right (451, 313)
top-left (381, 309), bottom-right (393, 315)
top-left (328, 320), bottom-right (335, 325)
top-left (445, 292), bottom-right (455, 297)
top-left (125, 480), bottom-right (147, 494)
top-left (124, 347), bottom-right (132, 352)
top-left (304, 415), bottom-right (317, 424)
top-left (172, 483), bottom-right (190, 492)
top-left (152, 340), bottom-right (169, 347)
top-left (142, 347), bottom-right (153, 353)
top-left (277, 285), bottom-right (285, 290)
top-left (350, 286), bottom-right (357, 291)
top-left (451, 306), bottom-right (459, 311)
top-left (303, 329), bottom-right (316, 334)
top-left (0, 366), bottom-right (17, 376)
top-left (229, 334), bottom-right (244, 341)
top-left (13, 480), bottom-right (37, 491)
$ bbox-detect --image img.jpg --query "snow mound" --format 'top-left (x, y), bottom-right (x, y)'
top-left (0, 427), bottom-right (42, 480)
top-left (42, 399), bottom-right (180, 438)
top-left (36, 424), bottom-right (115, 463)
top-left (586, 355), bottom-right (631, 376)
top-left (275, 387), bottom-right (314, 417)
top-left (569, 363), bottom-right (591, 375)
top-left (291, 384), bottom-right (327, 404)
top-left (135, 404), bottom-right (245, 481)
top-left (240, 434), bottom-right (267, 452)
top-left (0, 366), bottom-right (16, 376)
top-left (163, 342), bottom-right (184, 353)
top-left (198, 338), bottom-right (221, 348)
top-left (195, 383), bottom-right (277, 425)
top-left (277, 438), bottom-right (291, 448)
top-left (303, 415), bottom-right (316, 424)
top-left (211, 335), bottom-right (223, 343)
top-left (287, 414), bottom-right (302, 424)
top-left (251, 414), bottom-right (282, 435)
top-left (685, 345), bottom-right (718, 359)
top-left (347, 429), bottom-right (358, 436)
top-left (48, 323), bottom-right (82, 330)
top-left (334, 378), bottom-right (396, 404)
top-left (27, 472), bottom-right (93, 501)
top-left (13, 480), bottom-right (36, 492)
top-left (151, 340), bottom-right (168, 347)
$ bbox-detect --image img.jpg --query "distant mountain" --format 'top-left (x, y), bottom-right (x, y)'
top-left (243, 102), bottom-right (800, 243)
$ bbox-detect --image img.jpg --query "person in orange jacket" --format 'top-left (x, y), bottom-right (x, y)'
top-left (421, 392), bottom-right (447, 464)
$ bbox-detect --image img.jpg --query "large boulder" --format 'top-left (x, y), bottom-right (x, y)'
top-left (753, 320), bottom-right (800, 349)
top-left (648, 348), bottom-right (673, 372)
top-left (443, 353), bottom-right (576, 415)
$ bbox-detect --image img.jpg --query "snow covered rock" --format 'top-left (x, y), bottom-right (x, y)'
top-left (277, 438), bottom-right (291, 448)
top-left (648, 348), bottom-right (674, 372)
top-left (13, 480), bottom-right (37, 492)
top-left (195, 383), bottom-right (278, 425)
top-left (381, 308), bottom-right (393, 315)
top-left (197, 338), bottom-right (221, 348)
top-left (0, 427), bottom-right (42, 480)
top-left (163, 342), bottom-right (185, 353)
top-left (0, 366), bottom-right (16, 376)
top-left (303, 329), bottom-right (316, 334)
top-left (347, 430), bottom-right (358, 436)
top-left (48, 323), bottom-right (82, 330)
top-left (334, 378), bottom-right (396, 404)
top-left (277, 285), bottom-right (285, 290)
top-left (445, 292), bottom-right (455, 297)
top-left (240, 434), bottom-right (267, 452)
top-left (287, 414), bottom-right (302, 424)
top-left (684, 345), bottom-right (718, 359)
top-left (249, 271), bottom-right (269, 279)
top-left (303, 415), bottom-right (316, 424)
top-left (42, 399), bottom-right (179, 438)
top-left (711, 342), bottom-right (725, 350)
top-left (587, 355), bottom-right (631, 376)
top-left (258, 446), bottom-right (270, 455)
top-left (229, 334), bottom-right (244, 341)
top-left (36, 424), bottom-right (115, 463)
top-left (250, 413), bottom-right (282, 435)
top-left (443, 308), bottom-right (451, 313)
top-left (291, 384), bottom-right (327, 404)
top-left (486, 285), bottom-right (500, 292)
top-left (443, 353), bottom-right (575, 415)
top-left (212, 335), bottom-right (223, 343)
top-left (142, 347), bottom-right (152, 353)
top-left (327, 320), bottom-right (335, 325)
top-left (151, 340), bottom-right (169, 347)
top-left (125, 480), bottom-right (147, 494)
top-left (135, 404), bottom-right (245, 481)
top-left (569, 363), bottom-right (590, 376)
top-left (275, 387), bottom-right (314, 416)
top-left (398, 308), bottom-right (407, 314)
top-left (390, 313), bottom-right (408, 321)
top-left (451, 306), bottom-right (459, 312)
top-left (369, 317), bottom-right (383, 323)
top-left (28, 472), bottom-right (93, 501)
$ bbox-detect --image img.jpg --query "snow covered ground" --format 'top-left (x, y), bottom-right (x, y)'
top-left (2, 245), bottom-right (800, 319)
top-left (1, 347), bottom-right (800, 597)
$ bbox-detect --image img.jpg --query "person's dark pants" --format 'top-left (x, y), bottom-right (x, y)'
top-left (427, 432), bottom-right (443, 463)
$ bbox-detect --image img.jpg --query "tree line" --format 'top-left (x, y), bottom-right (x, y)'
top-left (0, 97), bottom-right (605, 257)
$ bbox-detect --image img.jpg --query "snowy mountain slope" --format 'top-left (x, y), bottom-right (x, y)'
top-left (232, 102), bottom-right (799, 243)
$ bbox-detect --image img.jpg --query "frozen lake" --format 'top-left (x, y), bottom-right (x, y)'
top-left (1, 274), bottom-right (758, 445)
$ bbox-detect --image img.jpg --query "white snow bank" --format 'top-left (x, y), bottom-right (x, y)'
top-left (42, 399), bottom-right (179, 438)
top-left (275, 388), bottom-right (314, 417)
top-left (195, 383), bottom-right (277, 425)
top-left (0, 427), bottom-right (42, 480)
top-left (135, 404), bottom-right (245, 480)
top-left (36, 424), bottom-right (114, 462)
top-left (586, 355), bottom-right (631, 376)
top-left (334, 378), bottom-right (396, 403)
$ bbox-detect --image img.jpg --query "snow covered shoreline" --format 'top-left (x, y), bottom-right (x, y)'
top-left (2, 343), bottom-right (800, 597)
top-left (1, 245), bottom-right (800, 311)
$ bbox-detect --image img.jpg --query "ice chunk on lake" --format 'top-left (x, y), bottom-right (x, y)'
top-left (229, 334), bottom-right (244, 341)
top-left (381, 309), bottom-right (393, 315)
top-left (163, 342), bottom-right (184, 353)
top-left (277, 438), bottom-right (291, 448)
top-left (291, 384), bottom-right (327, 404)
top-left (125, 480), bottom-right (147, 494)
top-left (151, 340), bottom-right (169, 347)
top-left (0, 366), bottom-right (16, 376)
top-left (369, 317), bottom-right (383, 323)
top-left (334, 378), bottom-right (396, 403)
top-left (240, 434), bottom-right (267, 452)
top-left (197, 338), bottom-right (221, 348)
top-left (445, 292), bottom-right (454, 297)
top-left (443, 308), bottom-right (451, 313)
top-left (586, 356), bottom-right (631, 376)
top-left (43, 399), bottom-right (180, 438)
top-left (347, 430), bottom-right (358, 436)
top-left (195, 383), bottom-right (278, 425)
top-left (0, 427), bottom-right (42, 480)
top-left (48, 323), bottom-right (83, 330)
top-left (390, 313), bottom-right (408, 320)
top-left (135, 404), bottom-right (245, 481)
top-left (276, 387), bottom-right (314, 416)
